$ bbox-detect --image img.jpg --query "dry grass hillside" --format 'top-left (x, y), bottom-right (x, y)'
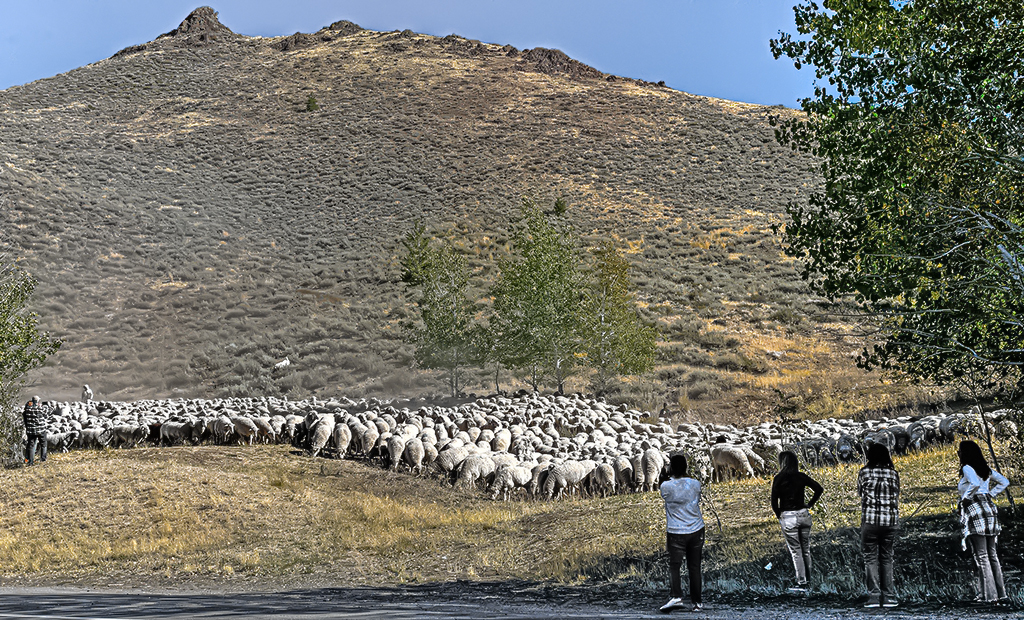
top-left (0, 8), bottom-right (932, 421)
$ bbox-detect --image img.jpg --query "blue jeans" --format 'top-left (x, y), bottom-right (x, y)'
top-left (968, 534), bottom-right (1006, 601)
top-left (780, 509), bottom-right (812, 583)
top-left (25, 434), bottom-right (47, 465)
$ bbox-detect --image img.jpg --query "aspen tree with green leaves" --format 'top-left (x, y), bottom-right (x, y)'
top-left (490, 198), bottom-right (588, 394)
top-left (399, 222), bottom-right (476, 397)
top-left (585, 241), bottom-right (657, 395)
top-left (0, 260), bottom-right (61, 464)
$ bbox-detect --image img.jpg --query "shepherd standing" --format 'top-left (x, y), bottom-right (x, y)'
top-left (22, 396), bottom-right (51, 466)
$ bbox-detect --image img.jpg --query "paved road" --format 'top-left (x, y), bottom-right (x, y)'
top-left (0, 583), bottom-right (1017, 620)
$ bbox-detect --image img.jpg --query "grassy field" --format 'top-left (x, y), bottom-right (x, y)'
top-left (0, 443), bottom-right (1016, 605)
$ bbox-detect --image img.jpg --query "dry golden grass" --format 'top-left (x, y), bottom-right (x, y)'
top-left (1, 442), bottom-right (1010, 603)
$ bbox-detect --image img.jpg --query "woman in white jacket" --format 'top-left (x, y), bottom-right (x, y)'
top-left (957, 440), bottom-right (1010, 603)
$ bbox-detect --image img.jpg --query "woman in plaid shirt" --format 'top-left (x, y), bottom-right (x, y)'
top-left (857, 443), bottom-right (900, 608)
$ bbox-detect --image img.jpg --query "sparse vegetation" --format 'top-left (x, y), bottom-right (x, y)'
top-left (0, 443), bottom-right (1017, 606)
top-left (0, 10), bottom-right (946, 422)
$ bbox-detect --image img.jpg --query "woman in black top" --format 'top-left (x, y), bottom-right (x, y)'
top-left (770, 451), bottom-right (824, 591)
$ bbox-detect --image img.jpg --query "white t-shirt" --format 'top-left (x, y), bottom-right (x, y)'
top-left (958, 464), bottom-right (1010, 501)
top-left (660, 476), bottom-right (704, 534)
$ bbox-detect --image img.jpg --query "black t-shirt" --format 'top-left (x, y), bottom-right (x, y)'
top-left (771, 470), bottom-right (824, 517)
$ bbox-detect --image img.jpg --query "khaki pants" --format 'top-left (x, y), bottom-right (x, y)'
top-left (780, 508), bottom-right (812, 584)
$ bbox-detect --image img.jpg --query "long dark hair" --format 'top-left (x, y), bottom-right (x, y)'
top-left (958, 440), bottom-right (992, 479)
top-left (778, 450), bottom-right (799, 474)
top-left (670, 453), bottom-right (688, 478)
top-left (864, 443), bottom-right (895, 470)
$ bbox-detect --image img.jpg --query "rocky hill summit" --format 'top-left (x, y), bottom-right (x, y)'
top-left (0, 7), bottom-right (883, 421)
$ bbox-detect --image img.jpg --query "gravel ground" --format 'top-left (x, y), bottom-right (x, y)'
top-left (0, 583), bottom-right (1018, 620)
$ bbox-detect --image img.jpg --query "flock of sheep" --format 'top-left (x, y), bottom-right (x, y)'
top-left (35, 392), bottom-right (1017, 500)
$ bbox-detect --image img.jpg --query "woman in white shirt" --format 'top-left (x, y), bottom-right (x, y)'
top-left (957, 440), bottom-right (1010, 602)
top-left (659, 453), bottom-right (705, 613)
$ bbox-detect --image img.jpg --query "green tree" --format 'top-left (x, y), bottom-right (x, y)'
top-left (772, 0), bottom-right (1024, 502)
top-left (0, 261), bottom-right (62, 465)
top-left (771, 0), bottom-right (1024, 384)
top-left (584, 241), bottom-right (658, 394)
top-left (399, 224), bottom-right (476, 397)
top-left (490, 198), bottom-right (587, 393)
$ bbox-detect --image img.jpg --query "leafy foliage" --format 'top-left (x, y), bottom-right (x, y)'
top-left (399, 224), bottom-right (476, 397)
top-left (490, 199), bottom-right (588, 393)
top-left (584, 241), bottom-right (657, 394)
top-left (771, 0), bottom-right (1024, 392)
top-left (0, 261), bottom-right (62, 464)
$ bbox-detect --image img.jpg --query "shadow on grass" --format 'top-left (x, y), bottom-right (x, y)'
top-left (567, 512), bottom-right (1022, 610)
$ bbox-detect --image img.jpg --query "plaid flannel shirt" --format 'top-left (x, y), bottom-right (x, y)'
top-left (22, 401), bottom-right (50, 436)
top-left (858, 466), bottom-right (900, 527)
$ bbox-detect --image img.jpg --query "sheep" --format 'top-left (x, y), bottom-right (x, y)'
top-left (611, 455), bottom-right (635, 493)
top-left (542, 460), bottom-right (589, 500)
top-left (308, 415), bottom-right (336, 458)
top-left (456, 454), bottom-right (497, 489)
top-left (835, 433), bottom-right (862, 462)
top-left (639, 448), bottom-right (666, 492)
top-left (111, 424), bottom-right (148, 448)
top-left (159, 420), bottom-right (193, 446)
top-left (252, 417), bottom-right (277, 444)
top-left (490, 463), bottom-right (534, 501)
top-left (589, 462), bottom-right (617, 498)
top-left (211, 416), bottom-right (235, 445)
top-left (331, 422), bottom-right (352, 458)
top-left (528, 462), bottom-right (554, 497)
top-left (231, 416), bottom-right (260, 446)
top-left (433, 446), bottom-right (470, 484)
top-left (711, 444), bottom-right (755, 482)
top-left (402, 437), bottom-right (426, 474)
top-left (46, 430), bottom-right (79, 453)
top-left (78, 427), bottom-right (112, 449)
top-left (386, 435), bottom-right (408, 471)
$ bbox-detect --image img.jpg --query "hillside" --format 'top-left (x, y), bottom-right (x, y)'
top-left (0, 7), bottom-right (913, 420)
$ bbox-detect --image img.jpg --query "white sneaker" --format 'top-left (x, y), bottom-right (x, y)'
top-left (660, 597), bottom-right (685, 612)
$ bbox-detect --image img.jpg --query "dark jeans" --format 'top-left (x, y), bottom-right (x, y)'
top-left (667, 528), bottom-right (705, 603)
top-left (861, 523), bottom-right (897, 601)
top-left (25, 434), bottom-right (47, 465)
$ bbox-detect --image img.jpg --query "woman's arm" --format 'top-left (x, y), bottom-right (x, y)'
top-left (805, 473), bottom-right (824, 508)
top-left (770, 476), bottom-right (781, 517)
top-left (989, 469), bottom-right (1010, 498)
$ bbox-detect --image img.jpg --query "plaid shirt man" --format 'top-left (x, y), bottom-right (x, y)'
top-left (22, 399), bottom-right (50, 436)
top-left (858, 466), bottom-right (900, 527)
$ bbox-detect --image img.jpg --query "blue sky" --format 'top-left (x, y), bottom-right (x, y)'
top-left (0, 0), bottom-right (813, 106)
